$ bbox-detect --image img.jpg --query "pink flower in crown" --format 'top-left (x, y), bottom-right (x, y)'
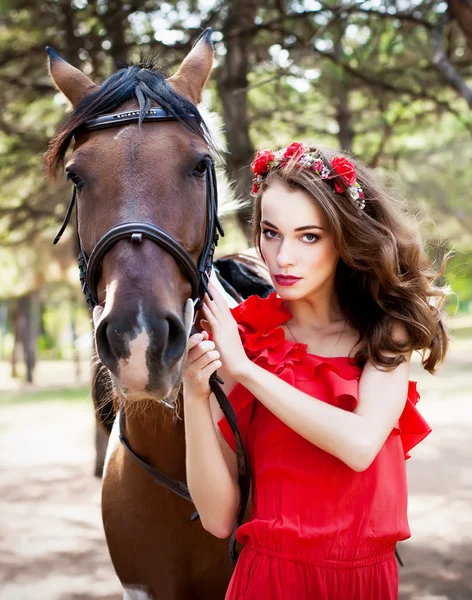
top-left (251, 149), bottom-right (275, 176)
top-left (312, 159), bottom-right (325, 175)
top-left (284, 142), bottom-right (305, 160)
top-left (331, 156), bottom-right (357, 193)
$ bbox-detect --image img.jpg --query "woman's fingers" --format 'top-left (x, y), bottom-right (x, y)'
top-left (206, 282), bottom-right (233, 324)
top-left (190, 348), bottom-right (220, 373)
top-left (185, 345), bottom-right (222, 389)
top-left (187, 332), bottom-right (204, 351)
top-left (200, 319), bottom-right (210, 332)
top-left (207, 280), bottom-right (227, 311)
top-left (202, 302), bottom-right (219, 327)
top-left (187, 338), bottom-right (217, 362)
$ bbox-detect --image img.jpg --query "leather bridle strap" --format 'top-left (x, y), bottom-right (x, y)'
top-left (209, 375), bottom-right (251, 564)
top-left (82, 107), bottom-right (182, 131)
top-left (85, 222), bottom-right (201, 307)
top-left (119, 409), bottom-right (193, 502)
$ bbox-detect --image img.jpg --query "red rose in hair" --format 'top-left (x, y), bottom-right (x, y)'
top-left (251, 150), bottom-right (275, 175)
top-left (284, 142), bottom-right (305, 160)
top-left (331, 156), bottom-right (357, 193)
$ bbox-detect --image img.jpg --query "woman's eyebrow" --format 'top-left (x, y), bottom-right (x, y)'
top-left (261, 219), bottom-right (325, 232)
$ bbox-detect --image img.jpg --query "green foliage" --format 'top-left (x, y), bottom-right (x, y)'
top-left (445, 251), bottom-right (472, 312)
top-left (0, 0), bottom-right (471, 314)
top-left (0, 386), bottom-right (90, 405)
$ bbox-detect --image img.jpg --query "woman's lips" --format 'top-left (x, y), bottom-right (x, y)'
top-left (274, 275), bottom-right (302, 286)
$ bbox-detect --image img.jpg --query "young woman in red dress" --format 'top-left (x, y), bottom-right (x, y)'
top-left (183, 142), bottom-right (449, 599)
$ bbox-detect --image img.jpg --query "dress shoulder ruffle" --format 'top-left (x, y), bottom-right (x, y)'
top-left (217, 293), bottom-right (431, 459)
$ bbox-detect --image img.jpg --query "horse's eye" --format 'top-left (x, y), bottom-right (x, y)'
top-left (192, 159), bottom-right (208, 178)
top-left (66, 171), bottom-right (84, 189)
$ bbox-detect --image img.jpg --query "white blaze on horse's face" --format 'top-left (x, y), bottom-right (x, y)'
top-left (93, 287), bottom-right (152, 396)
top-left (117, 304), bottom-right (152, 394)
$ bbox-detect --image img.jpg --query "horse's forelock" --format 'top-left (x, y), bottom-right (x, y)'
top-left (45, 61), bottom-right (214, 179)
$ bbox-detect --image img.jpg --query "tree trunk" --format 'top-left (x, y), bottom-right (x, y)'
top-left (449, 0), bottom-right (472, 51)
top-left (102, 0), bottom-right (129, 69)
top-left (19, 291), bottom-right (40, 384)
top-left (217, 0), bottom-right (259, 239)
top-left (333, 23), bottom-right (353, 153)
top-left (0, 303), bottom-right (7, 362)
top-left (11, 302), bottom-right (23, 379)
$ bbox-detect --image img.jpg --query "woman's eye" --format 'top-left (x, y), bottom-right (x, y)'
top-left (262, 229), bottom-right (278, 239)
top-left (66, 172), bottom-right (84, 189)
top-left (192, 160), bottom-right (208, 178)
top-left (302, 233), bottom-right (319, 243)
top-left (262, 229), bottom-right (320, 244)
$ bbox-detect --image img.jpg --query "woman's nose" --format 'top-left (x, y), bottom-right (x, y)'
top-left (276, 241), bottom-right (296, 268)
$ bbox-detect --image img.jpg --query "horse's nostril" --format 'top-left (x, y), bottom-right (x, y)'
top-left (167, 316), bottom-right (179, 342)
top-left (95, 319), bottom-right (119, 371)
top-left (163, 313), bottom-right (187, 366)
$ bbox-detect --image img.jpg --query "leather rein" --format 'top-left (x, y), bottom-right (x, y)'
top-left (53, 107), bottom-right (250, 564)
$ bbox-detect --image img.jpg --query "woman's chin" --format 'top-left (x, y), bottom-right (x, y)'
top-left (273, 284), bottom-right (307, 299)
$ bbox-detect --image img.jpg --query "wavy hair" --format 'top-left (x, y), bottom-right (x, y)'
top-left (251, 146), bottom-right (449, 374)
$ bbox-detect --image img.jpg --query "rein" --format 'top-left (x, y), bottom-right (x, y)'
top-left (53, 107), bottom-right (250, 564)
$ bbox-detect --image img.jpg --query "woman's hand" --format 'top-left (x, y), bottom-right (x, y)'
top-left (183, 330), bottom-right (222, 402)
top-left (200, 280), bottom-right (250, 379)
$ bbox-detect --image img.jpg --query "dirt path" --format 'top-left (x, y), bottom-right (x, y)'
top-left (0, 341), bottom-right (471, 600)
top-left (0, 399), bottom-right (121, 600)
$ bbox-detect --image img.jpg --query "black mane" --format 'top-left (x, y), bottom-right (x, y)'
top-left (46, 59), bottom-right (211, 176)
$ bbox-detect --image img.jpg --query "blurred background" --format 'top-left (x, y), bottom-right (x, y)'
top-left (0, 1), bottom-right (471, 599)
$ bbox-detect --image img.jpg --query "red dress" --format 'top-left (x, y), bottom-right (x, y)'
top-left (217, 293), bottom-right (431, 600)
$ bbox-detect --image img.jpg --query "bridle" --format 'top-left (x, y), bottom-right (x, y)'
top-left (53, 107), bottom-right (222, 310)
top-left (53, 106), bottom-right (250, 564)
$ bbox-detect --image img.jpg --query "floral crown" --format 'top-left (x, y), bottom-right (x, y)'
top-left (250, 141), bottom-right (366, 210)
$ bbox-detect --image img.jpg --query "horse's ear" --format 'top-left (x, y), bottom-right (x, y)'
top-left (46, 47), bottom-right (99, 107)
top-left (167, 28), bottom-right (214, 105)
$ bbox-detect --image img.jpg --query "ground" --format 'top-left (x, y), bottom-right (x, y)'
top-left (0, 330), bottom-right (471, 600)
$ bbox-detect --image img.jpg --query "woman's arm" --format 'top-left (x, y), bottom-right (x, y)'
top-left (183, 334), bottom-right (240, 538)
top-left (202, 281), bottom-right (412, 473)
top-left (236, 341), bottom-right (411, 472)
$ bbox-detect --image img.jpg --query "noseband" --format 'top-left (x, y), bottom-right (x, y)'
top-left (53, 107), bottom-right (249, 565)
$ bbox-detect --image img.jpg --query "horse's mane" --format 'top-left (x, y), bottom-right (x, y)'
top-left (45, 54), bottom-right (213, 178)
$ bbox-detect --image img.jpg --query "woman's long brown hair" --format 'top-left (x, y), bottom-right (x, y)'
top-left (251, 147), bottom-right (449, 374)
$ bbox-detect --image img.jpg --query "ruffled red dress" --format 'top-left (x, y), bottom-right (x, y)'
top-left (217, 293), bottom-right (431, 600)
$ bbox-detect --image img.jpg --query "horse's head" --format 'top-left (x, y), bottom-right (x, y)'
top-left (46, 31), bottom-right (219, 402)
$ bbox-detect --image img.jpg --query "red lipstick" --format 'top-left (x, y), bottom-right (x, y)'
top-left (274, 275), bottom-right (302, 286)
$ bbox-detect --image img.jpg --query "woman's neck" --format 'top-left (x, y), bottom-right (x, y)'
top-left (284, 286), bottom-right (344, 331)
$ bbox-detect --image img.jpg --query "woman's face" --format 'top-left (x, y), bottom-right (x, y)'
top-left (260, 179), bottom-right (340, 300)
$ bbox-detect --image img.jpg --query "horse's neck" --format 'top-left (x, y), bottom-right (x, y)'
top-left (122, 402), bottom-right (187, 480)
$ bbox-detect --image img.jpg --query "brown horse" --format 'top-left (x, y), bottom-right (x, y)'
top-left (46, 31), bottom-right (248, 599)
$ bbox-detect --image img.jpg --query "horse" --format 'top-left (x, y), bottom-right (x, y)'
top-left (46, 30), bottom-right (270, 600)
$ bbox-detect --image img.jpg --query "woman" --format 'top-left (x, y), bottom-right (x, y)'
top-left (183, 142), bottom-right (449, 599)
